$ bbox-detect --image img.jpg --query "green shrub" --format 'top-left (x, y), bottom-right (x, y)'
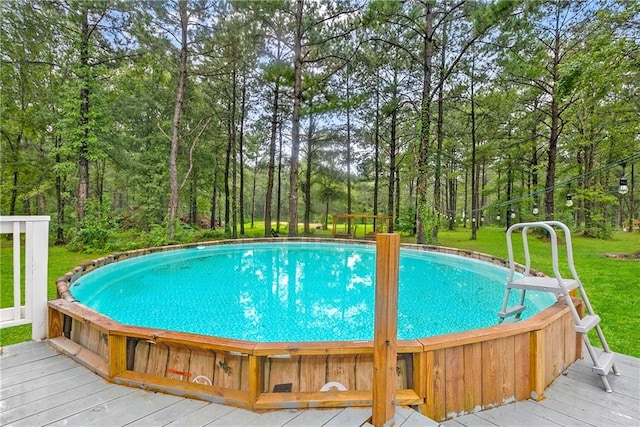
top-left (66, 201), bottom-right (119, 252)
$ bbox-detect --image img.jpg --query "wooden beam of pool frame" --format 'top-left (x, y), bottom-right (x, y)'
top-left (48, 238), bottom-right (584, 421)
top-left (373, 233), bottom-right (400, 427)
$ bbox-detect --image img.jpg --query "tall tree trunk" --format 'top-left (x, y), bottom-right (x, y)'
top-left (395, 167), bottom-right (401, 229)
top-left (210, 165), bottom-right (217, 229)
top-left (470, 61), bottom-right (478, 240)
top-left (506, 165), bottom-right (513, 229)
top-left (447, 147), bottom-right (456, 231)
top-left (189, 169), bottom-right (197, 225)
top-left (224, 95), bottom-right (232, 234)
top-left (55, 135), bottom-right (65, 243)
top-left (415, 1), bottom-right (433, 244)
top-left (481, 160), bottom-right (487, 218)
top-left (544, 11), bottom-right (563, 221)
top-left (231, 68), bottom-right (238, 239)
top-left (10, 170), bottom-right (19, 215)
top-left (276, 125), bottom-right (283, 232)
top-left (432, 3), bottom-right (447, 241)
top-left (304, 99), bottom-right (314, 235)
top-left (545, 94), bottom-right (560, 220)
top-left (264, 78), bottom-right (280, 236)
top-left (531, 132), bottom-right (540, 215)
top-left (373, 68), bottom-right (380, 220)
top-left (388, 79), bottom-right (397, 233)
top-left (168, 0), bottom-right (188, 239)
top-left (463, 167), bottom-right (468, 228)
top-left (582, 143), bottom-right (596, 231)
top-left (346, 64), bottom-right (352, 215)
top-left (629, 163), bottom-right (635, 232)
top-left (251, 162), bottom-right (257, 229)
top-left (239, 70), bottom-right (247, 236)
top-left (288, 0), bottom-right (304, 237)
top-left (95, 159), bottom-right (105, 207)
top-left (77, 7), bottom-right (90, 223)
top-left (324, 199), bottom-right (329, 230)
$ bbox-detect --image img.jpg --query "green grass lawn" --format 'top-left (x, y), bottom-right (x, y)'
top-left (435, 226), bottom-right (640, 358)
top-left (0, 245), bottom-right (111, 346)
top-left (2, 225), bottom-right (638, 357)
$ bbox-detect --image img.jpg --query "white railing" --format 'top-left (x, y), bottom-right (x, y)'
top-left (0, 216), bottom-right (50, 340)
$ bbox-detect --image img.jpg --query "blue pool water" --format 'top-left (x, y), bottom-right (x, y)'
top-left (70, 242), bottom-right (555, 342)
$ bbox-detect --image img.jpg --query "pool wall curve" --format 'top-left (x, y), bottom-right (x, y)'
top-left (49, 238), bottom-right (583, 421)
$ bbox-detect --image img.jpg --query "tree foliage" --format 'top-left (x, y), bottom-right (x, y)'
top-left (1, 0), bottom-right (638, 248)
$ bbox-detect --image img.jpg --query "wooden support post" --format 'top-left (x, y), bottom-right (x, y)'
top-left (108, 334), bottom-right (127, 377)
top-left (530, 330), bottom-right (546, 401)
top-left (48, 306), bottom-right (64, 338)
top-left (248, 354), bottom-right (260, 409)
top-left (412, 352), bottom-right (428, 415)
top-left (373, 233), bottom-right (400, 427)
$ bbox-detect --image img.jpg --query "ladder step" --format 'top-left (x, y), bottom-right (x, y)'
top-left (592, 351), bottom-right (615, 376)
top-left (508, 276), bottom-right (579, 293)
top-left (575, 315), bottom-right (600, 333)
top-left (498, 305), bottom-right (526, 319)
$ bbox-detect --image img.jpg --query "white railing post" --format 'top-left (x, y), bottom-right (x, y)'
top-left (0, 216), bottom-right (50, 340)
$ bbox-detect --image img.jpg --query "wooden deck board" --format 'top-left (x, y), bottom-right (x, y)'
top-left (396, 406), bottom-right (439, 426)
top-left (473, 403), bottom-right (559, 426)
top-left (0, 365), bottom-right (94, 400)
top-left (48, 389), bottom-right (184, 426)
top-left (443, 414), bottom-right (499, 426)
top-left (514, 400), bottom-right (588, 426)
top-left (162, 400), bottom-right (242, 425)
top-left (280, 408), bottom-right (345, 426)
top-left (0, 357), bottom-right (79, 387)
top-left (2, 371), bottom-right (100, 411)
top-left (442, 349), bottom-right (640, 427)
top-left (1, 341), bottom-right (638, 426)
top-left (241, 409), bottom-right (304, 426)
top-left (5, 381), bottom-right (133, 426)
top-left (126, 398), bottom-right (211, 426)
top-left (321, 407), bottom-right (372, 426)
top-left (200, 406), bottom-right (261, 426)
top-left (0, 341), bottom-right (59, 369)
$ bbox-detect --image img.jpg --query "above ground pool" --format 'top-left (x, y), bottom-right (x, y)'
top-left (51, 238), bottom-right (581, 420)
top-left (69, 241), bottom-right (555, 342)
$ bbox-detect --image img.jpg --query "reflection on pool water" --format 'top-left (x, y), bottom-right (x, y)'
top-left (70, 242), bottom-right (555, 342)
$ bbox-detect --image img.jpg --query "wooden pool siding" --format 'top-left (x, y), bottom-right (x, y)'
top-left (49, 238), bottom-right (582, 421)
top-left (47, 295), bottom-right (583, 421)
top-left (3, 340), bottom-right (638, 426)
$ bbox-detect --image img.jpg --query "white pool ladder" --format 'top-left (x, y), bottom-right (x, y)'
top-left (498, 221), bottom-right (619, 392)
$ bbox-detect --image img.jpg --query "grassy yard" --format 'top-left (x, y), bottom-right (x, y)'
top-left (435, 226), bottom-right (640, 358)
top-left (2, 226), bottom-right (638, 357)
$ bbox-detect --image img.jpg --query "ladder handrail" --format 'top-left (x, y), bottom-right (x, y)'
top-left (502, 221), bottom-right (619, 392)
top-left (506, 221), bottom-right (579, 288)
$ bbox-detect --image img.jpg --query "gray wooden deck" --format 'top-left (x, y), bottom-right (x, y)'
top-left (1, 341), bottom-right (638, 426)
top-left (0, 341), bottom-right (435, 426)
top-left (441, 347), bottom-right (640, 427)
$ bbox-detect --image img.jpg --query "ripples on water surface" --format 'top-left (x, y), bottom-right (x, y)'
top-left (70, 242), bottom-right (555, 341)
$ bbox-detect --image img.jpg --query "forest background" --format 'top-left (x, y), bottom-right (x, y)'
top-left (1, 0), bottom-right (639, 251)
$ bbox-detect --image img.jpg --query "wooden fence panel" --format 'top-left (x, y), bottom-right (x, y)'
top-left (146, 342), bottom-right (169, 377)
top-left (514, 333), bottom-right (531, 400)
top-left (327, 354), bottom-right (357, 390)
top-left (463, 342), bottom-right (482, 414)
top-left (189, 348), bottom-right (216, 385)
top-left (355, 354), bottom-right (373, 390)
top-left (445, 346), bottom-right (464, 418)
top-left (299, 355), bottom-right (328, 392)
top-left (481, 339), bottom-right (500, 408)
